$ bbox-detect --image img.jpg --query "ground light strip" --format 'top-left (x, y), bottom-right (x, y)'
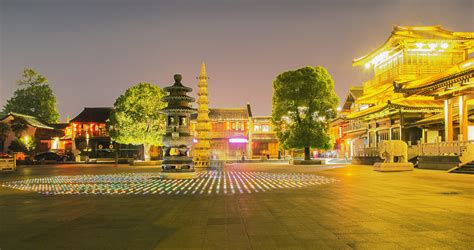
top-left (2, 171), bottom-right (337, 196)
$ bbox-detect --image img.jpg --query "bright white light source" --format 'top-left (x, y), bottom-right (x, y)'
top-left (416, 42), bottom-right (424, 49)
top-left (364, 62), bottom-right (371, 69)
top-left (428, 43), bottom-right (438, 50)
top-left (441, 43), bottom-right (449, 49)
top-left (229, 138), bottom-right (248, 143)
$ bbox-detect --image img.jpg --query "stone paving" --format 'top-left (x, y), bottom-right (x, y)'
top-left (0, 163), bottom-right (473, 249)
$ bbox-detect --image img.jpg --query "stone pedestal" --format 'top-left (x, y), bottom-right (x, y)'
top-left (373, 162), bottom-right (414, 172)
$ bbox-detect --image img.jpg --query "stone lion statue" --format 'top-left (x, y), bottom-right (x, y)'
top-left (378, 140), bottom-right (408, 163)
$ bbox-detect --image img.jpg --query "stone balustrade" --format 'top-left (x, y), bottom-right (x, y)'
top-left (420, 140), bottom-right (474, 156)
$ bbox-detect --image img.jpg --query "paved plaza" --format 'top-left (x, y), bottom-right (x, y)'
top-left (0, 163), bottom-right (473, 249)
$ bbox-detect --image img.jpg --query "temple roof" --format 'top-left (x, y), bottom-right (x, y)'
top-left (345, 97), bottom-right (443, 120)
top-left (356, 84), bottom-right (394, 104)
top-left (163, 74), bottom-right (193, 93)
top-left (353, 25), bottom-right (474, 67)
top-left (1, 112), bottom-right (55, 130)
top-left (70, 107), bottom-right (113, 123)
top-left (341, 86), bottom-right (364, 110)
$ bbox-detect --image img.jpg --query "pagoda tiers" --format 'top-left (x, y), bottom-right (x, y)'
top-left (161, 74), bottom-right (196, 173)
top-left (331, 26), bottom-right (474, 169)
top-left (193, 63), bottom-right (212, 167)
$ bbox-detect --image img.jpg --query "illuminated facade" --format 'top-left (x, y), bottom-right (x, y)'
top-left (67, 107), bottom-right (140, 159)
top-left (332, 26), bottom-right (474, 169)
top-left (0, 112), bottom-right (65, 154)
top-left (190, 104), bottom-right (280, 160)
top-left (193, 63), bottom-right (212, 166)
top-left (251, 116), bottom-right (280, 159)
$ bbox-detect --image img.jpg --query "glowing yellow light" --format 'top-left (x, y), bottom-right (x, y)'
top-left (428, 43), bottom-right (438, 50)
top-left (441, 43), bottom-right (449, 49)
top-left (415, 42), bottom-right (424, 49)
top-left (364, 62), bottom-right (371, 69)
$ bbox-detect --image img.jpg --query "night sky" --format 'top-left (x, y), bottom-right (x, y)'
top-left (0, 0), bottom-right (472, 120)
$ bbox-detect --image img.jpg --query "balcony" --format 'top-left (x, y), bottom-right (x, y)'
top-left (365, 64), bottom-right (454, 88)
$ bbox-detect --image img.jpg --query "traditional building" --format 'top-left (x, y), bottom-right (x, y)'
top-left (0, 112), bottom-right (65, 154)
top-left (250, 116), bottom-right (280, 159)
top-left (67, 107), bottom-right (140, 160)
top-left (332, 25), bottom-right (474, 169)
top-left (193, 63), bottom-right (212, 167)
top-left (190, 104), bottom-right (280, 160)
top-left (191, 107), bottom-right (250, 160)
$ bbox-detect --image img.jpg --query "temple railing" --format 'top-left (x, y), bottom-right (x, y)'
top-left (353, 146), bottom-right (379, 157)
top-left (420, 140), bottom-right (474, 156)
top-left (365, 64), bottom-right (453, 88)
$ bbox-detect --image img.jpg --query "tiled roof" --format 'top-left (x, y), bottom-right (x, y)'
top-left (353, 26), bottom-right (474, 66)
top-left (2, 112), bottom-right (54, 129)
top-left (70, 107), bottom-right (113, 123)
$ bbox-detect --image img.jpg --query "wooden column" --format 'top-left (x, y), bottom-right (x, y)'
top-left (459, 95), bottom-right (468, 141)
top-left (444, 99), bottom-right (454, 141)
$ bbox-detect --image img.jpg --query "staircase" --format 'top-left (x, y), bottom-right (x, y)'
top-left (451, 161), bottom-right (474, 174)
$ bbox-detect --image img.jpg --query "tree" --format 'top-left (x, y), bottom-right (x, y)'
top-left (108, 82), bottom-right (167, 161)
top-left (2, 68), bottom-right (60, 123)
top-left (272, 66), bottom-right (339, 160)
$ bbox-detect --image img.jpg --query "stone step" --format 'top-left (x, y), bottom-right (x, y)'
top-left (451, 169), bottom-right (474, 174)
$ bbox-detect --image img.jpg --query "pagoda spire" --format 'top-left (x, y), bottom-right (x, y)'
top-left (193, 62), bottom-right (212, 167)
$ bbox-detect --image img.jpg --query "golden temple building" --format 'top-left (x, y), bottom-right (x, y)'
top-left (193, 63), bottom-right (212, 167)
top-left (331, 25), bottom-right (474, 170)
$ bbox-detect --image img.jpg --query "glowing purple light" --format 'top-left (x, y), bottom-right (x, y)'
top-left (229, 138), bottom-right (248, 143)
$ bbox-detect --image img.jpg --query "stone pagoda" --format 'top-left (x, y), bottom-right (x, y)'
top-left (193, 63), bottom-right (212, 167)
top-left (161, 74), bottom-right (196, 177)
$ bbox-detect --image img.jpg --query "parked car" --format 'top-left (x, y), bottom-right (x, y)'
top-left (34, 152), bottom-right (68, 164)
top-left (0, 153), bottom-right (16, 171)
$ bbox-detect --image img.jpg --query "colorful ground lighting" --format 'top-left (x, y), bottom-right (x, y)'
top-left (1, 170), bottom-right (337, 195)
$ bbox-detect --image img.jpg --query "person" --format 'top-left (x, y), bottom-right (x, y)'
top-left (266, 154), bottom-right (270, 160)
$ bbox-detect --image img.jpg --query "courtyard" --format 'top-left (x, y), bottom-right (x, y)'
top-left (0, 163), bottom-right (473, 249)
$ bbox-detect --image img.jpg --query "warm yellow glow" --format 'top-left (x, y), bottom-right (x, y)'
top-left (428, 43), bottom-right (438, 50)
top-left (416, 42), bottom-right (424, 49)
top-left (371, 51), bottom-right (389, 66)
top-left (364, 62), bottom-right (371, 69)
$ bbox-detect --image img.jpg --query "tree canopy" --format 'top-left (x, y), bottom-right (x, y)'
top-left (2, 68), bottom-right (60, 123)
top-left (272, 66), bottom-right (339, 160)
top-left (108, 82), bottom-right (167, 160)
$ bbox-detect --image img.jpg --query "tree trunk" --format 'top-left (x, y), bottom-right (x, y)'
top-left (304, 147), bottom-right (311, 161)
top-left (143, 143), bottom-right (151, 161)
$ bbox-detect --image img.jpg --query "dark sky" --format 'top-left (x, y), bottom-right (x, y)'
top-left (0, 0), bottom-right (472, 120)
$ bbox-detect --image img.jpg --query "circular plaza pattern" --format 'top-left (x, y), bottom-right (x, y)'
top-left (1, 170), bottom-right (337, 195)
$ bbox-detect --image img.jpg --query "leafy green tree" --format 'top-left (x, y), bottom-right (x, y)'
top-left (272, 66), bottom-right (339, 160)
top-left (108, 82), bottom-right (167, 161)
top-left (8, 137), bottom-right (37, 153)
top-left (2, 68), bottom-right (60, 123)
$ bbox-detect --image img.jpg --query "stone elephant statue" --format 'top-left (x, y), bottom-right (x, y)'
top-left (378, 140), bottom-right (408, 163)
